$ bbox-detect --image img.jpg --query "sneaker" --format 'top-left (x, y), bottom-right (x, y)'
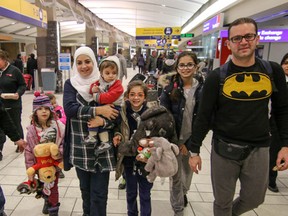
top-left (118, 178), bottom-right (126, 190)
top-left (268, 184), bottom-right (279, 193)
top-left (83, 136), bottom-right (97, 144)
top-left (95, 142), bottom-right (112, 155)
top-left (59, 170), bottom-right (65, 178)
top-left (0, 152), bottom-right (3, 161)
top-left (184, 194), bottom-right (188, 207)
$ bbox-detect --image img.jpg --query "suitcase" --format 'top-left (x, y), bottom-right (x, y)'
top-left (23, 74), bottom-right (33, 90)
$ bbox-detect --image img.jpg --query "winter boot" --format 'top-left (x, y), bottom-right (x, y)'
top-left (48, 203), bottom-right (60, 216)
top-left (42, 199), bottom-right (50, 214)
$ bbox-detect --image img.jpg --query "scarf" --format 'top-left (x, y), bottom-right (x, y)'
top-left (70, 47), bottom-right (99, 102)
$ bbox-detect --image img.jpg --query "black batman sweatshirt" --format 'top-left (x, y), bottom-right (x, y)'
top-left (188, 58), bottom-right (288, 153)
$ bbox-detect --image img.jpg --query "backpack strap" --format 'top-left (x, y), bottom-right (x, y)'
top-left (258, 58), bottom-right (278, 92)
top-left (219, 60), bottom-right (230, 96)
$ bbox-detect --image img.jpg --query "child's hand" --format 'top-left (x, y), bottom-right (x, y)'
top-left (28, 174), bottom-right (35, 182)
top-left (91, 84), bottom-right (100, 93)
top-left (113, 135), bottom-right (121, 147)
top-left (88, 116), bottom-right (104, 128)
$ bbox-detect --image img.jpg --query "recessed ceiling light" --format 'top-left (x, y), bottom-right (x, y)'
top-left (161, 4), bottom-right (166, 7)
top-left (26, 26), bottom-right (31, 28)
top-left (11, 22), bottom-right (16, 25)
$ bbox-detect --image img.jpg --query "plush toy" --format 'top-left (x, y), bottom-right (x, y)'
top-left (17, 143), bottom-right (63, 197)
top-left (144, 137), bottom-right (179, 183)
top-left (118, 106), bottom-right (179, 181)
top-left (135, 138), bottom-right (154, 163)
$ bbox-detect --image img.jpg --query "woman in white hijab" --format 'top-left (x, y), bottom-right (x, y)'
top-left (63, 46), bottom-right (118, 216)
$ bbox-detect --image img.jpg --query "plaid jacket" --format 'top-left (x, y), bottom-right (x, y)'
top-left (63, 79), bottom-right (116, 172)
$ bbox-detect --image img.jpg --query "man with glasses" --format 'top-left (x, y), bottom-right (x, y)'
top-left (188, 17), bottom-right (288, 216)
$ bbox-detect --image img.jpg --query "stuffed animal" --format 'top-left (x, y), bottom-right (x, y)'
top-left (118, 106), bottom-right (179, 181)
top-left (17, 143), bottom-right (63, 197)
top-left (118, 106), bottom-right (176, 156)
top-left (144, 137), bottom-right (179, 183)
top-left (135, 138), bottom-right (154, 163)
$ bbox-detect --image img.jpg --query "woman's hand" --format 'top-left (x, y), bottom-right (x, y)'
top-left (113, 135), bottom-right (122, 147)
top-left (88, 116), bottom-right (104, 128)
top-left (96, 104), bottom-right (119, 120)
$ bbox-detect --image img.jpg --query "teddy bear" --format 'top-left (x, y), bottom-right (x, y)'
top-left (144, 137), bottom-right (179, 183)
top-left (17, 143), bottom-right (63, 197)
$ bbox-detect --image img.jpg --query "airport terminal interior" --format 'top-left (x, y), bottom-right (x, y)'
top-left (1, 0), bottom-right (288, 215)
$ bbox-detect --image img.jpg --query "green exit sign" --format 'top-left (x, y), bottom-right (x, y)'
top-left (181, 33), bottom-right (194, 38)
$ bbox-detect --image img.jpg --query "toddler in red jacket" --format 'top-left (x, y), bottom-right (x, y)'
top-left (85, 55), bottom-right (124, 155)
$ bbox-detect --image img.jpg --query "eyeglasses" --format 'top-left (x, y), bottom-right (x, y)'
top-left (178, 63), bottom-right (196, 70)
top-left (229, 33), bottom-right (257, 43)
top-left (129, 93), bottom-right (145, 98)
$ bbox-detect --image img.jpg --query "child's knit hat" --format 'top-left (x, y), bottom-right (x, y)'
top-left (33, 91), bottom-right (53, 112)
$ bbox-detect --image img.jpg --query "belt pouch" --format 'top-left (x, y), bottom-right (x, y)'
top-left (214, 139), bottom-right (251, 160)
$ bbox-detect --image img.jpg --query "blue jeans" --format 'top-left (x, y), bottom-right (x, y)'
top-left (76, 167), bottom-right (110, 216)
top-left (0, 186), bottom-right (5, 214)
top-left (124, 165), bottom-right (153, 216)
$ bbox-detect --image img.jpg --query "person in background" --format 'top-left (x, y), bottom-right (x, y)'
top-left (12, 54), bottom-right (24, 73)
top-left (63, 46), bottom-right (118, 216)
top-left (188, 17), bottom-right (288, 216)
top-left (26, 53), bottom-right (37, 90)
top-left (132, 55), bottom-right (138, 70)
top-left (160, 51), bottom-right (203, 215)
top-left (45, 92), bottom-right (66, 179)
top-left (268, 52), bottom-right (288, 193)
top-left (162, 52), bottom-right (176, 74)
top-left (137, 54), bottom-right (145, 74)
top-left (116, 49), bottom-right (128, 82)
top-left (113, 80), bottom-right (153, 216)
top-left (147, 51), bottom-right (157, 73)
top-left (45, 93), bottom-right (67, 125)
top-left (0, 100), bottom-right (26, 216)
top-left (156, 53), bottom-right (164, 72)
top-left (25, 93), bottom-right (65, 216)
top-left (0, 50), bottom-right (26, 157)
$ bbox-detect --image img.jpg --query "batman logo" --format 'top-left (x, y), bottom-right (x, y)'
top-left (222, 72), bottom-right (272, 101)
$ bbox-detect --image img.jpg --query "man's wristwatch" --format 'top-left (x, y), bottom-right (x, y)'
top-left (189, 151), bottom-right (199, 157)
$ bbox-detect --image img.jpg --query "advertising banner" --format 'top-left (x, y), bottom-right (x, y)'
top-left (0, 0), bottom-right (47, 28)
top-left (136, 27), bottom-right (181, 40)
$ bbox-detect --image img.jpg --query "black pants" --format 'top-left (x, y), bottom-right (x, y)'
top-left (0, 107), bottom-right (23, 151)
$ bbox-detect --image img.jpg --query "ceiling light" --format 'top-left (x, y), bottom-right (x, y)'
top-left (162, 4), bottom-right (166, 7)
top-left (11, 22), bottom-right (16, 25)
top-left (181, 0), bottom-right (241, 33)
top-left (26, 26), bottom-right (31, 29)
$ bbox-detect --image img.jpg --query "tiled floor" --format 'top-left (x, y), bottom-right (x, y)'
top-left (1, 67), bottom-right (288, 215)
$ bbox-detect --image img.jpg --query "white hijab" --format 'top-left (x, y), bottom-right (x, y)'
top-left (70, 46), bottom-right (99, 102)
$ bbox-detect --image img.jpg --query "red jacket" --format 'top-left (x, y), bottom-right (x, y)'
top-left (90, 79), bottom-right (124, 105)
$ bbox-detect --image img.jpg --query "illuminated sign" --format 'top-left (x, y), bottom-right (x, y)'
top-left (203, 14), bottom-right (224, 34)
top-left (136, 27), bottom-right (181, 40)
top-left (220, 29), bottom-right (288, 42)
top-left (0, 0), bottom-right (47, 28)
top-left (181, 33), bottom-right (194, 38)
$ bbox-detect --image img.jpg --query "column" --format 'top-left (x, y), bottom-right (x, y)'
top-left (86, 23), bottom-right (98, 58)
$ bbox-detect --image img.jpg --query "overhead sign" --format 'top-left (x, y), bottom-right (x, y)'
top-left (0, 0), bottom-right (47, 28)
top-left (181, 33), bottom-right (194, 38)
top-left (220, 29), bottom-right (288, 42)
top-left (136, 27), bottom-right (181, 40)
top-left (58, 53), bottom-right (71, 71)
top-left (203, 13), bottom-right (224, 34)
